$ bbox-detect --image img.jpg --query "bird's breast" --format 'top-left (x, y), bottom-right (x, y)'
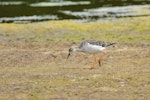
top-left (82, 43), bottom-right (106, 54)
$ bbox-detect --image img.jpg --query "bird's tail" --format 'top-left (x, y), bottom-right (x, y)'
top-left (106, 42), bottom-right (116, 47)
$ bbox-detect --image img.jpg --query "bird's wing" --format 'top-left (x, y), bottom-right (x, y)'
top-left (79, 39), bottom-right (105, 48)
top-left (79, 39), bottom-right (115, 48)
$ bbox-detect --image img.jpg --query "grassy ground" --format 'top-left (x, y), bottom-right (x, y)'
top-left (0, 16), bottom-right (150, 100)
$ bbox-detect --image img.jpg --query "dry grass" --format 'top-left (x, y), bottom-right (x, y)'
top-left (0, 16), bottom-right (150, 100)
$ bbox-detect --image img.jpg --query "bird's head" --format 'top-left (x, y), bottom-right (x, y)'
top-left (67, 46), bottom-right (78, 59)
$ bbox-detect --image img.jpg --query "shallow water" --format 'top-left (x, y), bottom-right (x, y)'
top-left (0, 0), bottom-right (150, 23)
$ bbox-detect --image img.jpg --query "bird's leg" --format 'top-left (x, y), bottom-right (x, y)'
top-left (98, 51), bottom-right (106, 67)
top-left (90, 54), bottom-right (96, 70)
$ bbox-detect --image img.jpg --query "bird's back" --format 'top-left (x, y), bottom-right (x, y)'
top-left (79, 39), bottom-right (115, 48)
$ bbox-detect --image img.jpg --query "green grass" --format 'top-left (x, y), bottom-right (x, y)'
top-left (0, 16), bottom-right (150, 44)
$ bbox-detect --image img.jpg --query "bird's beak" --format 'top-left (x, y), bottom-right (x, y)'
top-left (67, 53), bottom-right (71, 59)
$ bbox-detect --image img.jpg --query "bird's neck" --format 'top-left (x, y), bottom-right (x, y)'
top-left (74, 47), bottom-right (82, 52)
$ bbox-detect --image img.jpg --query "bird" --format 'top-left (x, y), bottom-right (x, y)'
top-left (67, 39), bottom-right (116, 69)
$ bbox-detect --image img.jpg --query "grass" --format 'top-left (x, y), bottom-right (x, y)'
top-left (0, 15), bottom-right (150, 100)
top-left (0, 17), bottom-right (150, 44)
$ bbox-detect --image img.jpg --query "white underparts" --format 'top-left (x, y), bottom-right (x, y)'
top-left (81, 43), bottom-right (106, 54)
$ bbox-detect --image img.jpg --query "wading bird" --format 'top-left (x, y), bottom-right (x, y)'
top-left (67, 39), bottom-right (116, 69)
